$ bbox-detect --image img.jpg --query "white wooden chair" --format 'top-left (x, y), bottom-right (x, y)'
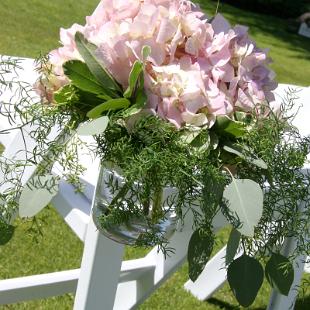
top-left (0, 57), bottom-right (309, 309)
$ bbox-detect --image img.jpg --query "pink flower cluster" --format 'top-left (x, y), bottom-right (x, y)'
top-left (41, 0), bottom-right (277, 128)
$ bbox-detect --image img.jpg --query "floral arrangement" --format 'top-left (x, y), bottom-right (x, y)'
top-left (0, 0), bottom-right (309, 307)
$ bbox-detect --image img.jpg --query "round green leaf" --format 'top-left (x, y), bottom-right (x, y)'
top-left (19, 175), bottom-right (59, 218)
top-left (77, 116), bottom-right (109, 136)
top-left (226, 228), bottom-right (241, 265)
top-left (0, 220), bottom-right (15, 245)
top-left (227, 254), bottom-right (264, 307)
top-left (265, 253), bottom-right (294, 296)
top-left (188, 229), bottom-right (214, 282)
top-left (223, 178), bottom-right (263, 237)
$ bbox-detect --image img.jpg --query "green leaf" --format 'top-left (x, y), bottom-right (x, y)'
top-left (78, 89), bottom-right (105, 108)
top-left (124, 61), bottom-right (143, 98)
top-left (75, 32), bottom-right (122, 95)
top-left (77, 115), bottom-right (109, 136)
top-left (215, 116), bottom-right (247, 138)
top-left (188, 229), bottom-right (214, 282)
top-left (209, 131), bottom-right (219, 150)
top-left (63, 60), bottom-right (106, 94)
top-left (223, 178), bottom-right (263, 237)
top-left (0, 220), bottom-right (15, 245)
top-left (87, 98), bottom-right (131, 119)
top-left (234, 111), bottom-right (252, 124)
top-left (226, 228), bottom-right (241, 265)
top-left (53, 84), bottom-right (79, 105)
top-left (228, 255), bottom-right (264, 307)
top-left (123, 88), bottom-right (147, 117)
top-left (223, 144), bottom-right (268, 169)
top-left (19, 175), bottom-right (59, 218)
top-left (97, 93), bottom-right (112, 101)
top-left (179, 130), bottom-right (201, 144)
top-left (265, 253), bottom-right (294, 296)
top-left (142, 45), bottom-right (151, 61)
top-left (190, 131), bottom-right (210, 153)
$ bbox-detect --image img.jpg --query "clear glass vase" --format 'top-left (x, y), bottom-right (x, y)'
top-left (92, 165), bottom-right (178, 245)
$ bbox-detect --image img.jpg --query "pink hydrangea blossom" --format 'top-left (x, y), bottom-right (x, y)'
top-left (39, 0), bottom-right (277, 128)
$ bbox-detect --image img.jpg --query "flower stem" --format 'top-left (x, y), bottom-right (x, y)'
top-left (151, 187), bottom-right (164, 223)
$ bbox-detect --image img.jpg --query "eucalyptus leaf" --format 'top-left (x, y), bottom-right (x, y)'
top-left (188, 229), bottom-right (214, 282)
top-left (179, 130), bottom-right (201, 144)
top-left (191, 131), bottom-right (210, 153)
top-left (223, 144), bottom-right (268, 169)
top-left (124, 61), bottom-right (143, 98)
top-left (226, 228), bottom-right (241, 265)
top-left (75, 32), bottom-right (121, 95)
top-left (87, 98), bottom-right (131, 119)
top-left (223, 178), bottom-right (263, 237)
top-left (63, 60), bottom-right (106, 94)
top-left (265, 253), bottom-right (294, 296)
top-left (0, 220), bottom-right (15, 245)
top-left (227, 255), bottom-right (264, 307)
top-left (19, 175), bottom-right (59, 218)
top-left (77, 116), bottom-right (109, 136)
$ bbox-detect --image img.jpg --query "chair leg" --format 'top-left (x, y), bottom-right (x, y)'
top-left (267, 201), bottom-right (308, 310)
top-left (184, 246), bottom-right (228, 300)
top-left (267, 251), bottom-right (306, 310)
top-left (73, 217), bottom-right (124, 310)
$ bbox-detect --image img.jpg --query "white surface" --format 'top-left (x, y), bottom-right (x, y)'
top-left (0, 269), bottom-right (79, 305)
top-left (273, 84), bottom-right (310, 169)
top-left (0, 57), bottom-right (38, 147)
top-left (298, 23), bottom-right (310, 38)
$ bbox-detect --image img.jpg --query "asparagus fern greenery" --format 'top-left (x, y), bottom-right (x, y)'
top-left (0, 4), bottom-right (310, 306)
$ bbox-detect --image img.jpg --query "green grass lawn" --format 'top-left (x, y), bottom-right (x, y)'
top-left (0, 0), bottom-right (309, 309)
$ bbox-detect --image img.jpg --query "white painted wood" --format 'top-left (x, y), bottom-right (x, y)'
top-left (298, 22), bottom-right (310, 38)
top-left (267, 250), bottom-right (307, 310)
top-left (0, 269), bottom-right (79, 305)
top-left (51, 181), bottom-right (91, 241)
top-left (184, 246), bottom-right (227, 300)
top-left (73, 161), bottom-right (124, 310)
top-left (305, 258), bottom-right (310, 274)
top-left (0, 57), bottom-right (37, 150)
top-left (73, 217), bottom-right (125, 310)
top-left (267, 199), bottom-right (309, 310)
top-left (119, 258), bottom-right (155, 283)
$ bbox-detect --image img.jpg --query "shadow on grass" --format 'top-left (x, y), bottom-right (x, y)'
top-left (196, 1), bottom-right (310, 61)
top-left (295, 295), bottom-right (310, 309)
top-left (206, 295), bottom-right (310, 309)
top-left (206, 297), bottom-right (264, 310)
